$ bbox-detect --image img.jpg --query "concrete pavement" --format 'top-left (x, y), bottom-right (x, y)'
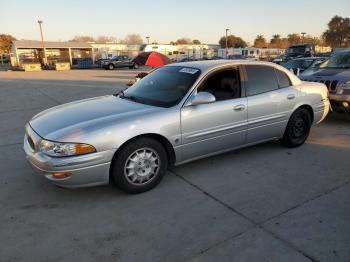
top-left (0, 69), bottom-right (349, 262)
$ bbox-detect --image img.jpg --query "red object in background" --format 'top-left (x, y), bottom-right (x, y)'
top-left (132, 52), bottom-right (172, 67)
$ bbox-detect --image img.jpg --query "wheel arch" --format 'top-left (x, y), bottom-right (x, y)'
top-left (110, 133), bottom-right (176, 179)
top-left (295, 104), bottom-right (314, 124)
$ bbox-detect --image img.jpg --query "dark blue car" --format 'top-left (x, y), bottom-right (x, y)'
top-left (300, 51), bottom-right (350, 114)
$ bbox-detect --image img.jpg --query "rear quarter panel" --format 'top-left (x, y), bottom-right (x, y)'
top-left (295, 81), bottom-right (329, 124)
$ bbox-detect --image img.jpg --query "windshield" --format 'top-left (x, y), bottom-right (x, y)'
top-left (283, 59), bottom-right (315, 69)
top-left (320, 52), bottom-right (350, 69)
top-left (122, 66), bottom-right (201, 107)
top-left (287, 46), bottom-right (306, 54)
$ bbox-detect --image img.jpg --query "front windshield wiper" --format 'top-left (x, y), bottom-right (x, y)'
top-left (117, 91), bottom-right (146, 104)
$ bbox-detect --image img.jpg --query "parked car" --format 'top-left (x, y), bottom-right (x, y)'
top-left (281, 57), bottom-right (326, 75)
top-left (24, 60), bottom-right (329, 193)
top-left (300, 51), bottom-right (350, 114)
top-left (102, 55), bottom-right (138, 70)
top-left (126, 68), bottom-right (158, 87)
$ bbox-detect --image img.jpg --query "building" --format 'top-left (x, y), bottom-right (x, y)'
top-left (140, 44), bottom-right (214, 61)
top-left (11, 40), bottom-right (94, 67)
top-left (89, 42), bottom-right (140, 60)
top-left (218, 47), bottom-right (285, 60)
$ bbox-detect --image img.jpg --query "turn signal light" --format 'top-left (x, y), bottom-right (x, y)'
top-left (52, 172), bottom-right (72, 179)
top-left (75, 144), bottom-right (95, 155)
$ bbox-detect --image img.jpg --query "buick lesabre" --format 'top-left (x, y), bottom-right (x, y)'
top-left (24, 60), bottom-right (330, 193)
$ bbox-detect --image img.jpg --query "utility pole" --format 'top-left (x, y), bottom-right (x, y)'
top-left (301, 32), bottom-right (306, 43)
top-left (146, 36), bottom-right (150, 45)
top-left (225, 28), bottom-right (230, 58)
top-left (37, 20), bottom-right (47, 65)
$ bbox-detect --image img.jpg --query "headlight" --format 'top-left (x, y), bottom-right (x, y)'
top-left (341, 81), bottom-right (350, 89)
top-left (337, 81), bottom-right (350, 94)
top-left (39, 140), bottom-right (96, 157)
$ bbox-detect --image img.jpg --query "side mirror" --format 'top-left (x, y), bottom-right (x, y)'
top-left (189, 91), bottom-right (216, 106)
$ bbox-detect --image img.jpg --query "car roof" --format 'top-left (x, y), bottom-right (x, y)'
top-left (167, 59), bottom-right (302, 85)
top-left (290, 57), bottom-right (323, 61)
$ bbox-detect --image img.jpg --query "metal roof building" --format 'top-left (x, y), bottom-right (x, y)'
top-left (11, 40), bottom-right (94, 67)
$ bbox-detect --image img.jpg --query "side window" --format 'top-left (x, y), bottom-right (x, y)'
top-left (275, 69), bottom-right (291, 88)
top-left (245, 65), bottom-right (279, 96)
top-left (199, 68), bottom-right (241, 101)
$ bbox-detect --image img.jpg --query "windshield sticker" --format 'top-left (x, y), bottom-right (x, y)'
top-left (179, 68), bottom-right (199, 74)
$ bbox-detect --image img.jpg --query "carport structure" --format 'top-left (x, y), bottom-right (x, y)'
top-left (11, 40), bottom-right (94, 67)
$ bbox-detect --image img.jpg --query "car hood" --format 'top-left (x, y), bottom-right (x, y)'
top-left (300, 68), bottom-right (350, 81)
top-left (30, 95), bottom-right (158, 141)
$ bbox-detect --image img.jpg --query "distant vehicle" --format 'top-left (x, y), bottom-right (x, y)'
top-left (102, 55), bottom-right (138, 70)
top-left (228, 54), bottom-right (246, 60)
top-left (281, 57), bottom-right (326, 75)
top-left (284, 44), bottom-right (316, 61)
top-left (300, 51), bottom-right (350, 114)
top-left (24, 60), bottom-right (329, 193)
top-left (126, 68), bottom-right (158, 87)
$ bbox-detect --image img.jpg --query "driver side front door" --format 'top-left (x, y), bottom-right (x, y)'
top-left (179, 67), bottom-right (248, 162)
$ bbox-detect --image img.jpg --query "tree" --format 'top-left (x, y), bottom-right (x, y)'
top-left (69, 35), bottom-right (95, 42)
top-left (123, 34), bottom-right (143, 45)
top-left (323, 15), bottom-right (350, 48)
top-left (0, 34), bottom-right (16, 53)
top-left (192, 39), bottom-right (201, 44)
top-left (270, 34), bottom-right (289, 49)
top-left (96, 35), bottom-right (116, 43)
top-left (219, 35), bottom-right (247, 48)
top-left (176, 38), bottom-right (192, 44)
top-left (254, 35), bottom-right (268, 48)
top-left (287, 33), bottom-right (302, 45)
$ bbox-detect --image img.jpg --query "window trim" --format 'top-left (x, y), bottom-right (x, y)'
top-left (196, 66), bottom-right (243, 101)
top-left (274, 68), bottom-right (292, 88)
top-left (242, 65), bottom-right (280, 97)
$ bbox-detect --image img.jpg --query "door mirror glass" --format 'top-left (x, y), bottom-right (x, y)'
top-left (190, 91), bottom-right (216, 106)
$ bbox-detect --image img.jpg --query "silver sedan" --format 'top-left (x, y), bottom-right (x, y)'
top-left (24, 60), bottom-right (330, 193)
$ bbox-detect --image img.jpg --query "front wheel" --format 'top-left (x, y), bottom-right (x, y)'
top-left (133, 63), bottom-right (139, 69)
top-left (108, 64), bottom-right (114, 70)
top-left (111, 138), bottom-right (168, 194)
top-left (281, 108), bottom-right (311, 148)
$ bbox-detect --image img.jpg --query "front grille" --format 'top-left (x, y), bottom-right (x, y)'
top-left (27, 135), bottom-right (35, 151)
top-left (307, 79), bottom-right (339, 93)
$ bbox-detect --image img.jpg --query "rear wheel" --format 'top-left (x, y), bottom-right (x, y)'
top-left (281, 108), bottom-right (311, 148)
top-left (111, 138), bottom-right (168, 194)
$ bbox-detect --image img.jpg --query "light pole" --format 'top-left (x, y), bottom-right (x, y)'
top-left (301, 32), bottom-right (306, 43)
top-left (37, 20), bottom-right (47, 65)
top-left (146, 36), bottom-right (150, 45)
top-left (225, 28), bottom-right (230, 58)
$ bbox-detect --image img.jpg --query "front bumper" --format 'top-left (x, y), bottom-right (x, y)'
top-left (23, 124), bottom-right (115, 188)
top-left (329, 93), bottom-right (350, 113)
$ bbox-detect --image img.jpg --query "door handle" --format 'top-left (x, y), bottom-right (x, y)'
top-left (287, 94), bottom-right (295, 100)
top-left (234, 104), bottom-right (245, 111)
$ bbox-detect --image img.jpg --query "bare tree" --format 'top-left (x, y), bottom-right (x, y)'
top-left (96, 35), bottom-right (117, 43)
top-left (176, 38), bottom-right (192, 44)
top-left (69, 35), bottom-right (95, 42)
top-left (123, 34), bottom-right (143, 45)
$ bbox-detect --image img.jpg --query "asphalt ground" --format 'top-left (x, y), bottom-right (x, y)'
top-left (0, 69), bottom-right (349, 262)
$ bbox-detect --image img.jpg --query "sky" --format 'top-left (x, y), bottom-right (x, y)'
top-left (1, 0), bottom-right (349, 45)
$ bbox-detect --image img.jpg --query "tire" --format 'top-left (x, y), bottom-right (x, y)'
top-left (111, 137), bottom-right (168, 194)
top-left (281, 108), bottom-right (311, 148)
top-left (133, 63), bottom-right (139, 69)
top-left (108, 64), bottom-right (114, 70)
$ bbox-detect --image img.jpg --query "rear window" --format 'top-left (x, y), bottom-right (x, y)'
top-left (275, 69), bottom-right (291, 88)
top-left (245, 66), bottom-right (279, 96)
